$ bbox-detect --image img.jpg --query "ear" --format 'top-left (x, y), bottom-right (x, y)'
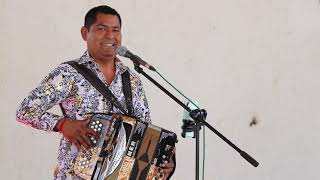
top-left (81, 26), bottom-right (88, 41)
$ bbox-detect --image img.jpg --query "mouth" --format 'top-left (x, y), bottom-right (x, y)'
top-left (102, 42), bottom-right (116, 48)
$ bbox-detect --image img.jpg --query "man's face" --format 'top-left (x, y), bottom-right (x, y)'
top-left (81, 14), bottom-right (122, 61)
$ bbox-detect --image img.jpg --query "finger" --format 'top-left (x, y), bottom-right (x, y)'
top-left (162, 151), bottom-right (175, 169)
top-left (163, 172), bottom-right (169, 180)
top-left (74, 134), bottom-right (90, 150)
top-left (72, 139), bottom-right (81, 150)
top-left (80, 133), bottom-right (92, 149)
top-left (163, 160), bottom-right (175, 169)
top-left (157, 168), bottom-right (166, 179)
top-left (83, 118), bottom-right (91, 125)
top-left (168, 147), bottom-right (176, 161)
top-left (84, 127), bottom-right (98, 137)
top-left (172, 147), bottom-right (176, 154)
top-left (163, 167), bottom-right (175, 180)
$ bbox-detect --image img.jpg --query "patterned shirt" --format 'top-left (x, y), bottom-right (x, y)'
top-left (16, 51), bottom-right (151, 179)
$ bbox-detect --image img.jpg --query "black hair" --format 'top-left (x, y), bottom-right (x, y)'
top-left (84, 5), bottom-right (122, 30)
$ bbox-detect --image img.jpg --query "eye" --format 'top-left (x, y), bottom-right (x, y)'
top-left (113, 28), bottom-right (120, 33)
top-left (97, 27), bottom-right (106, 31)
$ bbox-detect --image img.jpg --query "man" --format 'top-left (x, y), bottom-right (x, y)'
top-left (16, 5), bottom-right (174, 179)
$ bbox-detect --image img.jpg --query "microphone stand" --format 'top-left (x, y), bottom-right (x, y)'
top-left (133, 64), bottom-right (259, 180)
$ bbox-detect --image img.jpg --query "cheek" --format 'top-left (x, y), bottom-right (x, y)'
top-left (88, 35), bottom-right (103, 46)
top-left (88, 32), bottom-right (103, 41)
top-left (117, 34), bottom-right (122, 43)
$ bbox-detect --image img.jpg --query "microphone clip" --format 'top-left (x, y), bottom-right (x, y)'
top-left (181, 109), bottom-right (207, 138)
top-left (190, 109), bottom-right (207, 124)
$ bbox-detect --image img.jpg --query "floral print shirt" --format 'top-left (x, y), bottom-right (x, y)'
top-left (16, 51), bottom-right (151, 179)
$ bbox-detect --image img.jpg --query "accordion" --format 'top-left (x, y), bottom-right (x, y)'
top-left (73, 113), bottom-right (177, 180)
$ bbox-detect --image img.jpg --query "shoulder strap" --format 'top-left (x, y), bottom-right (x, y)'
top-left (64, 61), bottom-right (127, 114)
top-left (121, 70), bottom-right (134, 116)
top-left (59, 103), bottom-right (67, 117)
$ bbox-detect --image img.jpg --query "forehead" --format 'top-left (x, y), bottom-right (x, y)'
top-left (93, 14), bottom-right (121, 27)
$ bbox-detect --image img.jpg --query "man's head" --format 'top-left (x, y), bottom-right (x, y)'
top-left (84, 5), bottom-right (122, 30)
top-left (81, 5), bottom-right (122, 62)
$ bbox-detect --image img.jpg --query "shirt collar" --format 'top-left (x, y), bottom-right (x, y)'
top-left (79, 51), bottom-right (129, 75)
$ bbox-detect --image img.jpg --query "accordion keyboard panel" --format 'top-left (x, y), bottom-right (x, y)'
top-left (72, 114), bottom-right (177, 180)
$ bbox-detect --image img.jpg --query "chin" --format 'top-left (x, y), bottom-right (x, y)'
top-left (102, 53), bottom-right (116, 59)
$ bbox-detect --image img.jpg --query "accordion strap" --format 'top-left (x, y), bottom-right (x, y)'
top-left (121, 70), bottom-right (134, 116)
top-left (63, 61), bottom-right (133, 115)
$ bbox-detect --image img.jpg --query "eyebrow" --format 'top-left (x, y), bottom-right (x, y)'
top-left (96, 24), bottom-right (120, 29)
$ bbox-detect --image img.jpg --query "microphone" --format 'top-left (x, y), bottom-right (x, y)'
top-left (117, 46), bottom-right (156, 71)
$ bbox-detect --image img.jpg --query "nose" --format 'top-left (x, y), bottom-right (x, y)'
top-left (104, 28), bottom-right (114, 38)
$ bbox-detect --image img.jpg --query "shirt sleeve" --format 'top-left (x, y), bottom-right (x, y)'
top-left (130, 72), bottom-right (151, 123)
top-left (16, 63), bottom-right (75, 131)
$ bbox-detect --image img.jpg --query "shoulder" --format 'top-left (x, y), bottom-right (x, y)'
top-left (116, 60), bottom-right (143, 85)
top-left (126, 68), bottom-right (145, 90)
top-left (128, 68), bottom-right (141, 81)
top-left (39, 59), bottom-right (82, 85)
top-left (56, 58), bottom-right (82, 74)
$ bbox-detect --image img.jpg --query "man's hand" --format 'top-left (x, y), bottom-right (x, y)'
top-left (161, 149), bottom-right (176, 179)
top-left (58, 118), bottom-right (97, 150)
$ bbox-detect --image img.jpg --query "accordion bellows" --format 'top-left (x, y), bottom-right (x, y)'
top-left (73, 113), bottom-right (177, 180)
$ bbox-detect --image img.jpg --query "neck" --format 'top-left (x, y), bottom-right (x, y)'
top-left (94, 57), bottom-right (116, 70)
top-left (87, 50), bottom-right (116, 70)
top-left (93, 56), bottom-right (117, 85)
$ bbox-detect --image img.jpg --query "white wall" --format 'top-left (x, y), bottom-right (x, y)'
top-left (1, 0), bottom-right (320, 179)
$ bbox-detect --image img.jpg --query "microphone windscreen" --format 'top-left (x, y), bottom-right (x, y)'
top-left (117, 46), bottom-right (128, 57)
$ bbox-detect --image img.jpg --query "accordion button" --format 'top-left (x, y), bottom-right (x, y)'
top-left (159, 172), bottom-right (164, 178)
